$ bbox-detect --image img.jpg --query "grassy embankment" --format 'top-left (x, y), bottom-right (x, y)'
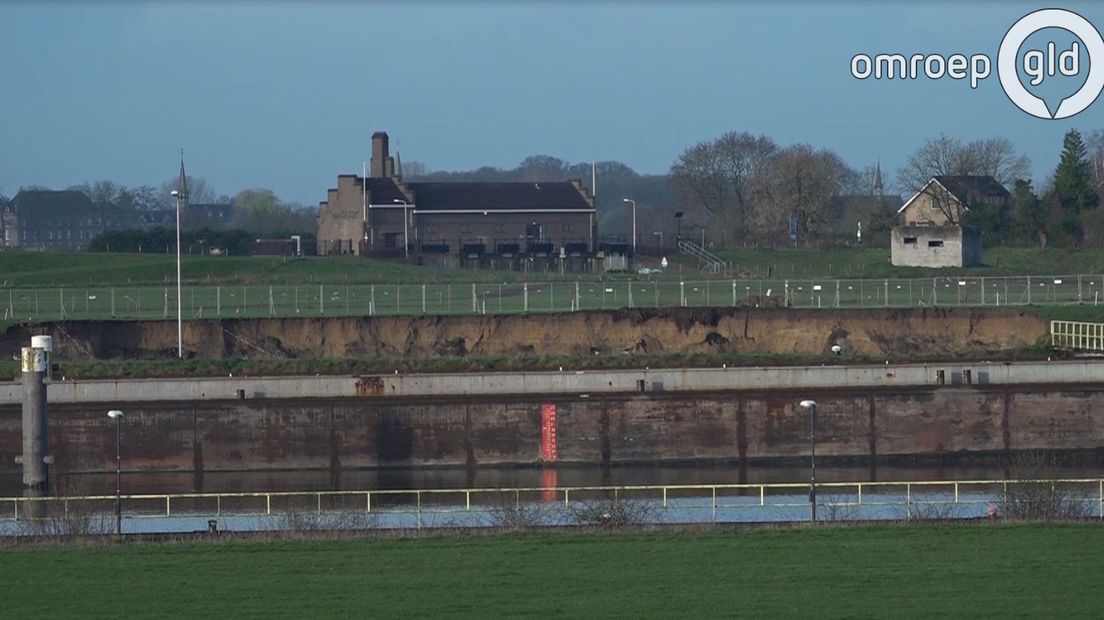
top-left (1, 524), bottom-right (1099, 617)
top-left (5, 247), bottom-right (1104, 287)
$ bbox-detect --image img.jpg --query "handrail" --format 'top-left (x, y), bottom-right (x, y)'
top-left (4, 477), bottom-right (1102, 506)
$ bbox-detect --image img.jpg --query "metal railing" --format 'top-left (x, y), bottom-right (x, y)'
top-left (2, 274), bottom-right (1103, 322)
top-left (3, 479), bottom-right (1102, 531)
top-left (1051, 320), bottom-right (1104, 352)
top-left (677, 239), bottom-right (728, 273)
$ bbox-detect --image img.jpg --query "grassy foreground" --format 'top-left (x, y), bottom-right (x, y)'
top-left (2, 524), bottom-right (1101, 617)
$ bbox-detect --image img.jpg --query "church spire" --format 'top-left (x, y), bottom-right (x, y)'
top-left (395, 141), bottom-right (403, 179)
top-left (873, 158), bottom-right (883, 198)
top-left (178, 149), bottom-right (189, 203)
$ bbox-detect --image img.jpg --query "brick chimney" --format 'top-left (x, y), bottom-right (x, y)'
top-left (371, 131), bottom-right (389, 178)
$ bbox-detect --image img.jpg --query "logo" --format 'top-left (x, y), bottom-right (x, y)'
top-left (850, 9), bottom-right (1104, 119)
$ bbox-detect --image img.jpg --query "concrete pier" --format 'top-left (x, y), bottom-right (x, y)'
top-left (20, 347), bottom-right (47, 492)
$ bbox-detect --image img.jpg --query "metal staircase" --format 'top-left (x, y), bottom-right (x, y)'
top-left (677, 238), bottom-right (729, 273)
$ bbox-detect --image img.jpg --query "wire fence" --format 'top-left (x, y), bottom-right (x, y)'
top-left (2, 274), bottom-right (1103, 322)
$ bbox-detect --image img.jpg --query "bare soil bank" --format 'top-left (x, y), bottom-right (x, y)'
top-left (0, 307), bottom-right (1047, 362)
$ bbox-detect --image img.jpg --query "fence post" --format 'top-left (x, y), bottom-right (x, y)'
top-left (980, 277), bottom-right (985, 305)
top-left (524, 283), bottom-right (528, 313)
top-left (422, 284), bottom-right (426, 314)
top-left (732, 280), bottom-right (736, 307)
top-left (472, 283), bottom-right (477, 313)
top-left (216, 286), bottom-right (221, 317)
top-left (1027, 276), bottom-right (1031, 304)
top-left (627, 282), bottom-right (633, 308)
top-left (320, 284), bottom-right (324, 315)
top-left (884, 279), bottom-right (888, 307)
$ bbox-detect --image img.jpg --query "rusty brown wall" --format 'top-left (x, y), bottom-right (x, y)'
top-left (0, 385), bottom-right (1101, 477)
top-left (0, 307), bottom-right (1047, 361)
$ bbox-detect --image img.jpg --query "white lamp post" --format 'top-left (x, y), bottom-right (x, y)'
top-left (169, 190), bottom-right (183, 358)
top-left (107, 410), bottom-right (124, 537)
top-left (799, 400), bottom-right (818, 523)
top-left (393, 199), bottom-right (410, 258)
top-left (622, 198), bottom-right (637, 253)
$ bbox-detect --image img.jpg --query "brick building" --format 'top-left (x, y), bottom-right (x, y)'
top-left (317, 132), bottom-right (597, 266)
top-left (891, 175), bottom-right (1009, 268)
top-left (3, 190), bottom-right (140, 251)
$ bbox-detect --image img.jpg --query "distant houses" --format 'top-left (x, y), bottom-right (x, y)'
top-left (891, 175), bottom-right (1010, 268)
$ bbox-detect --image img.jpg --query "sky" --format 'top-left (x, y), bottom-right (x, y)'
top-left (1, 1), bottom-right (1103, 204)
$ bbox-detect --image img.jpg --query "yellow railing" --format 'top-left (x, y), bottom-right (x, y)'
top-left (1051, 320), bottom-right (1104, 351)
top-left (4, 479), bottom-right (1103, 523)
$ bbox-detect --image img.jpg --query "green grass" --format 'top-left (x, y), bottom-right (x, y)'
top-left (0, 343), bottom-right (1063, 381)
top-left (1, 524), bottom-right (1100, 617)
top-left (6, 247), bottom-right (1104, 289)
top-left (715, 247), bottom-right (1104, 278)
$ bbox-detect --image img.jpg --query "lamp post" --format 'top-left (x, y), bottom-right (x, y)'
top-left (799, 400), bottom-right (817, 523)
top-left (107, 410), bottom-right (123, 538)
top-left (621, 198), bottom-right (637, 254)
top-left (169, 190), bottom-right (183, 358)
top-left (393, 199), bottom-right (410, 258)
top-left (674, 211), bottom-right (684, 243)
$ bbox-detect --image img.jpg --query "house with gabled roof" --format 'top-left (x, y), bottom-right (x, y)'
top-left (317, 131), bottom-right (597, 268)
top-left (891, 175), bottom-right (1009, 268)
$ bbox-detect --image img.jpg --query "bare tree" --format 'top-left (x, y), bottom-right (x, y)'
top-left (758, 144), bottom-right (854, 244)
top-left (1087, 129), bottom-right (1104, 191)
top-left (670, 131), bottom-right (776, 245)
top-left (160, 176), bottom-right (218, 206)
top-left (897, 134), bottom-right (1030, 193)
top-left (69, 180), bottom-right (123, 206)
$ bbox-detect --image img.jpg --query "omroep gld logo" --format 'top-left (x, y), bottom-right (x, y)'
top-left (850, 8), bottom-right (1104, 119)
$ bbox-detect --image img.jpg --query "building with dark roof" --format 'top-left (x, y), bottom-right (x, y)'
top-left (317, 132), bottom-right (597, 265)
top-left (5, 190), bottom-right (142, 251)
top-left (891, 175), bottom-right (1009, 268)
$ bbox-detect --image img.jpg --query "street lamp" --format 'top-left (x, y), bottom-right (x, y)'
top-left (622, 198), bottom-right (637, 254)
top-left (169, 190), bottom-right (183, 358)
top-left (798, 400), bottom-right (817, 523)
top-left (393, 199), bottom-right (410, 258)
top-left (674, 211), bottom-right (684, 243)
top-left (107, 410), bottom-right (123, 538)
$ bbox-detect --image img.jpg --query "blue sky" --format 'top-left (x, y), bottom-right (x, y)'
top-left (1, 1), bottom-right (1102, 204)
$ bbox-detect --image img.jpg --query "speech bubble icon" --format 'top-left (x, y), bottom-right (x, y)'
top-left (1017, 28), bottom-right (1089, 117)
top-left (999, 9), bottom-right (1104, 119)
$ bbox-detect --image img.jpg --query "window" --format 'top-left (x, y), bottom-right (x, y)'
top-left (928, 240), bottom-right (944, 247)
top-left (495, 224), bottom-right (505, 233)
top-left (460, 224), bottom-right (472, 234)
top-left (562, 223), bottom-right (573, 233)
top-left (903, 237), bottom-right (918, 245)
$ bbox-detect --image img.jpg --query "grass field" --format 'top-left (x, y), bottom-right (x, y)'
top-left (1, 524), bottom-right (1100, 617)
top-left (5, 247), bottom-right (1104, 289)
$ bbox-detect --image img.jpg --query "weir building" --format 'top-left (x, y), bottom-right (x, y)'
top-left (317, 132), bottom-right (600, 270)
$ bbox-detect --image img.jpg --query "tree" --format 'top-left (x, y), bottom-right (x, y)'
top-left (897, 134), bottom-right (1030, 192)
top-left (69, 180), bottom-right (122, 206)
top-left (1052, 129), bottom-right (1098, 214)
top-left (1010, 180), bottom-right (1046, 248)
top-left (1087, 129), bottom-right (1104, 192)
top-left (758, 144), bottom-right (854, 244)
top-left (670, 131), bottom-right (777, 245)
top-left (160, 175), bottom-right (218, 206)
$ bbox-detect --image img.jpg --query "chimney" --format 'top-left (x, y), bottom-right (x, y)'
top-left (385, 156), bottom-right (396, 178)
top-left (371, 131), bottom-right (389, 178)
